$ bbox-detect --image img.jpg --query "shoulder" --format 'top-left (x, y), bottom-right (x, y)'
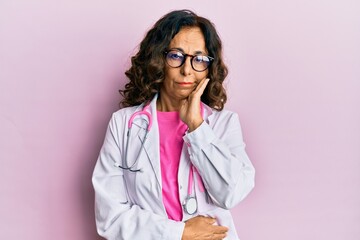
top-left (204, 103), bottom-right (239, 123)
top-left (107, 105), bottom-right (141, 127)
top-left (113, 105), bottom-right (139, 117)
top-left (209, 109), bottom-right (240, 128)
top-left (212, 108), bottom-right (237, 117)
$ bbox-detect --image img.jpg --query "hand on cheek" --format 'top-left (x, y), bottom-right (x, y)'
top-left (180, 78), bottom-right (210, 132)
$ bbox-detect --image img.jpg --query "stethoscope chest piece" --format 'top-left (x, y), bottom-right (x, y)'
top-left (183, 196), bottom-right (197, 215)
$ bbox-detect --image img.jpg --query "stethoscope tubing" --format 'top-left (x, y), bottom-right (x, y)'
top-left (118, 104), bottom-right (152, 172)
top-left (117, 127), bottom-right (149, 172)
top-left (117, 103), bottom-right (206, 214)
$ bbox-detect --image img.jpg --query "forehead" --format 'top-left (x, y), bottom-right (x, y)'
top-left (168, 27), bottom-right (206, 53)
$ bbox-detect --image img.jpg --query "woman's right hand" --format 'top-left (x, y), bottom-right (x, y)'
top-left (182, 216), bottom-right (228, 240)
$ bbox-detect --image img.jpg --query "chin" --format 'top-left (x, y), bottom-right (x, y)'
top-left (176, 90), bottom-right (192, 99)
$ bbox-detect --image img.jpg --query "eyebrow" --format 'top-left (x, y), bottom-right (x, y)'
top-left (172, 47), bottom-right (206, 55)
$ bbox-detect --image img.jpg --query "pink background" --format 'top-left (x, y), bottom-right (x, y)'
top-left (1, 0), bottom-right (359, 239)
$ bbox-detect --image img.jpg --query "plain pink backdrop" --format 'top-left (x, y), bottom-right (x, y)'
top-left (0, 0), bottom-right (359, 239)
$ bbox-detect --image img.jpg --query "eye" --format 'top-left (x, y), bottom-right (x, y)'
top-left (194, 55), bottom-right (210, 63)
top-left (167, 51), bottom-right (184, 60)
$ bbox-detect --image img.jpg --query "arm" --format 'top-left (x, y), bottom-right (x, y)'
top-left (92, 114), bottom-right (184, 240)
top-left (179, 78), bottom-right (255, 209)
top-left (183, 112), bottom-right (255, 209)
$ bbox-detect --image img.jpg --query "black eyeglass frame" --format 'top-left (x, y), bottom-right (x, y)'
top-left (164, 49), bottom-right (214, 72)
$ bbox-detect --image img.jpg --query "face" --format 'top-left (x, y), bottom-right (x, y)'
top-left (160, 27), bottom-right (208, 101)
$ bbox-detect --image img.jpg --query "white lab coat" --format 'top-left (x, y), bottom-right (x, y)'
top-left (92, 94), bottom-right (255, 240)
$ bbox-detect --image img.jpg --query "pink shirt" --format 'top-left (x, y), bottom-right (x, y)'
top-left (157, 111), bottom-right (187, 221)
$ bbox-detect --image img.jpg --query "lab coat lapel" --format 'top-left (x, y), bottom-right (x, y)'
top-left (137, 95), bottom-right (162, 188)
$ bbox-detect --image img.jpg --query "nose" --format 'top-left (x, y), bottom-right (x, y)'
top-left (181, 56), bottom-right (192, 75)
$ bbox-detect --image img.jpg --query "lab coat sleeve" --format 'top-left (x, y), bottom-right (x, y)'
top-left (92, 113), bottom-right (185, 240)
top-left (183, 111), bottom-right (255, 209)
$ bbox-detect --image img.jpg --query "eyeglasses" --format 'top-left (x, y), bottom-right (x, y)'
top-left (164, 49), bottom-right (214, 72)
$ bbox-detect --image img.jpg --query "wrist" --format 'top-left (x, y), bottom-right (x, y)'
top-left (187, 119), bottom-right (203, 132)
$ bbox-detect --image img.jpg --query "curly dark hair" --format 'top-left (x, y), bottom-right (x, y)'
top-left (119, 9), bottom-right (228, 110)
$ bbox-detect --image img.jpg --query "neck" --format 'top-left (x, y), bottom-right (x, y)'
top-left (157, 94), bottom-right (182, 112)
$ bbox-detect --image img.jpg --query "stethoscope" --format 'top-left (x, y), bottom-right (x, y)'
top-left (115, 104), bottom-right (152, 173)
top-left (183, 165), bottom-right (205, 215)
top-left (115, 103), bottom-right (206, 215)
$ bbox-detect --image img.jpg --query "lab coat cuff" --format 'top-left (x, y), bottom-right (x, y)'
top-left (183, 121), bottom-right (216, 152)
top-left (162, 220), bottom-right (185, 240)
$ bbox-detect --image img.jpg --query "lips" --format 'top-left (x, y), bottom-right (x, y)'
top-left (176, 81), bottom-right (196, 87)
top-left (177, 82), bottom-right (193, 85)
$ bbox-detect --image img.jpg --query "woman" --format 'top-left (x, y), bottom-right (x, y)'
top-left (92, 9), bottom-right (255, 240)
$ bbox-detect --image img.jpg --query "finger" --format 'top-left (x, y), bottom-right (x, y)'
top-left (195, 215), bottom-right (213, 223)
top-left (198, 78), bottom-right (210, 93)
top-left (180, 98), bottom-right (188, 106)
top-left (213, 225), bottom-right (229, 234)
top-left (196, 77), bottom-right (209, 89)
top-left (203, 216), bottom-right (217, 224)
top-left (213, 232), bottom-right (227, 240)
top-left (193, 78), bottom-right (209, 96)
